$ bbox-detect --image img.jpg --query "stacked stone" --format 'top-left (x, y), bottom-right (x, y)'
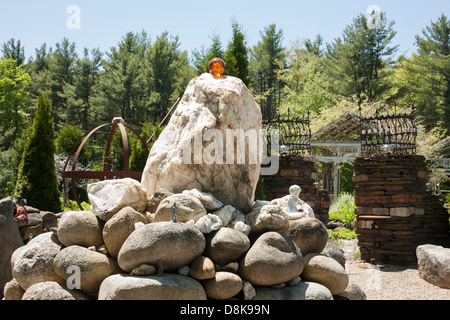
top-left (353, 155), bottom-right (450, 264)
top-left (3, 178), bottom-right (367, 301)
top-left (262, 156), bottom-right (330, 224)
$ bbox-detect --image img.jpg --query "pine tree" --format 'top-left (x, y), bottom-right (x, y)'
top-left (14, 94), bottom-right (62, 212)
top-left (225, 20), bottom-right (250, 86)
top-left (95, 31), bottom-right (149, 124)
top-left (323, 12), bottom-right (398, 104)
top-left (249, 24), bottom-right (287, 120)
top-left (61, 47), bottom-right (102, 130)
top-left (1, 38), bottom-right (25, 66)
top-left (204, 33), bottom-right (224, 72)
top-left (145, 32), bottom-right (192, 120)
top-left (405, 14), bottom-right (450, 130)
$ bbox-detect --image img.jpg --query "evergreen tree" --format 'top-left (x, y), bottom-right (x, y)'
top-left (191, 45), bottom-right (208, 75)
top-left (95, 31), bottom-right (149, 124)
top-left (304, 34), bottom-right (324, 57)
top-left (204, 33), bottom-right (224, 72)
top-left (323, 12), bottom-right (398, 104)
top-left (404, 14), bottom-right (450, 130)
top-left (47, 38), bottom-right (78, 128)
top-left (249, 24), bottom-right (287, 120)
top-left (1, 38), bottom-right (25, 66)
top-left (14, 94), bottom-right (62, 213)
top-left (61, 47), bottom-right (102, 130)
top-left (145, 32), bottom-right (193, 120)
top-left (224, 20), bottom-right (250, 86)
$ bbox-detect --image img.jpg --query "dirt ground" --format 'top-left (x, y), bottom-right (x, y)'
top-left (337, 239), bottom-right (450, 300)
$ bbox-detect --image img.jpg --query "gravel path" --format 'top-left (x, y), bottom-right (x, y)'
top-left (337, 239), bottom-right (450, 300)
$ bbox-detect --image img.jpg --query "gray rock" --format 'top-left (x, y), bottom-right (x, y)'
top-left (302, 253), bottom-right (349, 295)
top-left (57, 210), bottom-right (103, 248)
top-left (205, 227), bottom-right (250, 265)
top-left (98, 273), bottom-right (207, 300)
top-left (22, 281), bottom-right (90, 300)
top-left (3, 278), bottom-right (25, 300)
top-left (0, 197), bottom-right (23, 299)
top-left (321, 239), bottom-right (346, 268)
top-left (12, 232), bottom-right (64, 290)
top-left (289, 217), bottom-right (328, 256)
top-left (118, 221), bottom-right (205, 273)
top-left (246, 204), bottom-right (290, 237)
top-left (239, 232), bottom-right (304, 286)
top-left (253, 281), bottom-right (333, 300)
top-left (131, 264), bottom-right (156, 276)
top-left (416, 244), bottom-right (450, 289)
top-left (212, 205), bottom-right (237, 227)
top-left (189, 256), bottom-right (215, 280)
top-left (87, 178), bottom-right (149, 221)
top-left (201, 271), bottom-right (243, 300)
top-left (154, 194), bottom-right (207, 223)
top-left (147, 188), bottom-right (173, 213)
top-left (15, 212), bottom-right (43, 228)
top-left (334, 282), bottom-right (367, 300)
top-left (102, 206), bottom-right (147, 259)
top-left (53, 245), bottom-right (120, 294)
top-left (182, 188), bottom-right (224, 211)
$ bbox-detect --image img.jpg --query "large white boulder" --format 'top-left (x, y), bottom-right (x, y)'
top-left (87, 178), bottom-right (149, 221)
top-left (141, 73), bottom-right (262, 213)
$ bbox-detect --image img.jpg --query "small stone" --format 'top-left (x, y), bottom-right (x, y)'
top-left (178, 265), bottom-right (190, 276)
top-left (189, 256), bottom-right (215, 280)
top-left (182, 188), bottom-right (224, 211)
top-left (131, 264), bottom-right (156, 276)
top-left (201, 272), bottom-right (243, 300)
top-left (243, 281), bottom-right (256, 300)
top-left (219, 262), bottom-right (239, 273)
top-left (195, 214), bottom-right (222, 234)
top-left (286, 276), bottom-right (301, 287)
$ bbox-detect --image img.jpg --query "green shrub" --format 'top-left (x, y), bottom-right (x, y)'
top-left (62, 198), bottom-right (92, 212)
top-left (328, 228), bottom-right (357, 240)
top-left (14, 94), bottom-right (62, 212)
top-left (328, 192), bottom-right (356, 226)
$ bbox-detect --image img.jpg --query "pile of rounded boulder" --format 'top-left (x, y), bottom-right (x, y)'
top-left (4, 178), bottom-right (366, 300)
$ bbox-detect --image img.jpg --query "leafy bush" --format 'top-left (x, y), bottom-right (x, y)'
top-left (328, 228), bottom-right (357, 240)
top-left (62, 198), bottom-right (93, 212)
top-left (328, 192), bottom-right (356, 226)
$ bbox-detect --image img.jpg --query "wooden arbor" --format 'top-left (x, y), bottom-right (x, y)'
top-left (61, 117), bottom-right (149, 210)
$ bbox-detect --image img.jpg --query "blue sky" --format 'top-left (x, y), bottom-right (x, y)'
top-left (0, 0), bottom-right (449, 61)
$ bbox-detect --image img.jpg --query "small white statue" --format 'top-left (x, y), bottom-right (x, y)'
top-left (269, 184), bottom-right (315, 220)
top-left (287, 185), bottom-right (302, 213)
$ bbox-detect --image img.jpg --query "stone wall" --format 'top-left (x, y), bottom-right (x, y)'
top-left (262, 156), bottom-right (330, 224)
top-left (354, 155), bottom-right (450, 264)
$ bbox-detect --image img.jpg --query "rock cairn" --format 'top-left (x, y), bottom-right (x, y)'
top-left (3, 178), bottom-right (366, 300)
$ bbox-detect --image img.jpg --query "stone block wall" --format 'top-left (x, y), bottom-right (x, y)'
top-left (262, 156), bottom-right (330, 224)
top-left (354, 155), bottom-right (450, 264)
